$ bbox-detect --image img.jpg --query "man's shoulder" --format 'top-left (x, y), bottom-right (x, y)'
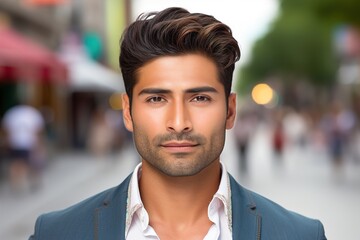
top-left (229, 175), bottom-right (326, 239)
top-left (29, 174), bottom-right (132, 240)
top-left (45, 174), bottom-right (130, 217)
top-left (247, 188), bottom-right (319, 224)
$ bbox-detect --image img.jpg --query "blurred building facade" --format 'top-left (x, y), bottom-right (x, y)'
top-left (0, 0), bottom-right (129, 157)
top-left (0, 0), bottom-right (65, 48)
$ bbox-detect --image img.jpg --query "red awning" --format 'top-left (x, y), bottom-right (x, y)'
top-left (0, 26), bottom-right (67, 83)
top-left (24, 0), bottom-right (68, 5)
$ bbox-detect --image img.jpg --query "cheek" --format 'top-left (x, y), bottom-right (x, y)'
top-left (193, 106), bottom-right (227, 129)
top-left (132, 109), bottom-right (165, 135)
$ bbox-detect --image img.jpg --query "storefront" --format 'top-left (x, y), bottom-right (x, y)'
top-left (0, 25), bottom-right (68, 150)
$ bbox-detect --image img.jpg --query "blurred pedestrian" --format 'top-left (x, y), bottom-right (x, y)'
top-left (2, 103), bottom-right (45, 192)
top-left (283, 108), bottom-right (309, 148)
top-left (321, 101), bottom-right (355, 168)
top-left (87, 106), bottom-right (115, 158)
top-left (234, 110), bottom-right (256, 174)
top-left (271, 116), bottom-right (285, 159)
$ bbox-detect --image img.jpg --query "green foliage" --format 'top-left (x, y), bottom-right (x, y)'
top-left (236, 0), bottom-right (339, 95)
top-left (314, 0), bottom-right (360, 27)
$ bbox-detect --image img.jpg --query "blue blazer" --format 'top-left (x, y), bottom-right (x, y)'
top-left (29, 174), bottom-right (326, 240)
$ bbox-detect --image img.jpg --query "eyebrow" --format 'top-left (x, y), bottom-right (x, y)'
top-left (138, 86), bottom-right (219, 95)
top-left (185, 87), bottom-right (218, 94)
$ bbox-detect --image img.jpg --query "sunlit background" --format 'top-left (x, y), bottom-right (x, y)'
top-left (1, 0), bottom-right (360, 239)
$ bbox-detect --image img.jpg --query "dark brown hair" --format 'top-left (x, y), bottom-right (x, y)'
top-left (119, 7), bottom-right (240, 102)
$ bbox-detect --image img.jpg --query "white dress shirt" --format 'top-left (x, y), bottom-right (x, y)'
top-left (125, 162), bottom-right (232, 240)
top-left (2, 105), bottom-right (44, 149)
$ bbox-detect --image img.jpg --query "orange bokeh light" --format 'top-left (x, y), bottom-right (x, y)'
top-left (251, 83), bottom-right (274, 105)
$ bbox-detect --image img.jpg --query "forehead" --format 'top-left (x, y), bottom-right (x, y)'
top-left (135, 54), bottom-right (221, 91)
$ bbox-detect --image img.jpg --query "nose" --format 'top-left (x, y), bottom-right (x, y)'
top-left (166, 100), bottom-right (192, 133)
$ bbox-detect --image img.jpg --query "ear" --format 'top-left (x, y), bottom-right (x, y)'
top-left (122, 93), bottom-right (134, 132)
top-left (225, 93), bottom-right (237, 129)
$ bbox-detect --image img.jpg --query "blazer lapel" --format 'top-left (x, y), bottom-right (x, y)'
top-left (95, 175), bottom-right (132, 240)
top-left (230, 174), bottom-right (262, 240)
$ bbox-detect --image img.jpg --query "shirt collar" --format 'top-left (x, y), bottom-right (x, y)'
top-left (125, 163), bottom-right (145, 236)
top-left (211, 162), bottom-right (232, 232)
top-left (125, 162), bottom-right (232, 236)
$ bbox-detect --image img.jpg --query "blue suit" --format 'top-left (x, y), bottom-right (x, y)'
top-left (29, 174), bottom-right (326, 240)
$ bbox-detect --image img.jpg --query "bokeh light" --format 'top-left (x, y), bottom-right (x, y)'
top-left (109, 92), bottom-right (123, 110)
top-left (251, 83), bottom-right (274, 105)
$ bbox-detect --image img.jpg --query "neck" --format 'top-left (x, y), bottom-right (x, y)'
top-left (139, 160), bottom-right (221, 225)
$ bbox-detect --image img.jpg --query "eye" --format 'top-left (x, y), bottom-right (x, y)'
top-left (192, 95), bottom-right (211, 102)
top-left (146, 96), bottom-right (166, 103)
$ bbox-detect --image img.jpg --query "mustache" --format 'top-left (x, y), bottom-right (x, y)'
top-left (154, 133), bottom-right (206, 145)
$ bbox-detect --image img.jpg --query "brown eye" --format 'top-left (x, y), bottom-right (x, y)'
top-left (147, 96), bottom-right (165, 103)
top-left (192, 95), bottom-right (210, 102)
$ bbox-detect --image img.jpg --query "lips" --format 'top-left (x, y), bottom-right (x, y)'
top-left (161, 142), bottom-right (198, 147)
top-left (160, 141), bottom-right (199, 152)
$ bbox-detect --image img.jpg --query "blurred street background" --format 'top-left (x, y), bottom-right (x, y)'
top-left (1, 0), bottom-right (360, 239)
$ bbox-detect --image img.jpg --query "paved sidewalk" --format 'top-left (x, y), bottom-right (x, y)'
top-left (0, 146), bottom-right (139, 240)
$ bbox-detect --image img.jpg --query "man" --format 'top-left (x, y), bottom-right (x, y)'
top-left (29, 7), bottom-right (326, 240)
top-left (2, 103), bottom-right (44, 192)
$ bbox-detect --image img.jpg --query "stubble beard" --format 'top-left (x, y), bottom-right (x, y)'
top-left (132, 126), bottom-right (226, 177)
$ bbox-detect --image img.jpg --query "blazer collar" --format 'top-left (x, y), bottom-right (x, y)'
top-left (230, 174), bottom-right (262, 240)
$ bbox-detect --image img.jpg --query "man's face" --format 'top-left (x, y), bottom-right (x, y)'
top-left (122, 54), bottom-right (236, 177)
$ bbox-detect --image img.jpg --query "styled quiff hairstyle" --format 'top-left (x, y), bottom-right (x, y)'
top-left (119, 7), bottom-right (240, 102)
